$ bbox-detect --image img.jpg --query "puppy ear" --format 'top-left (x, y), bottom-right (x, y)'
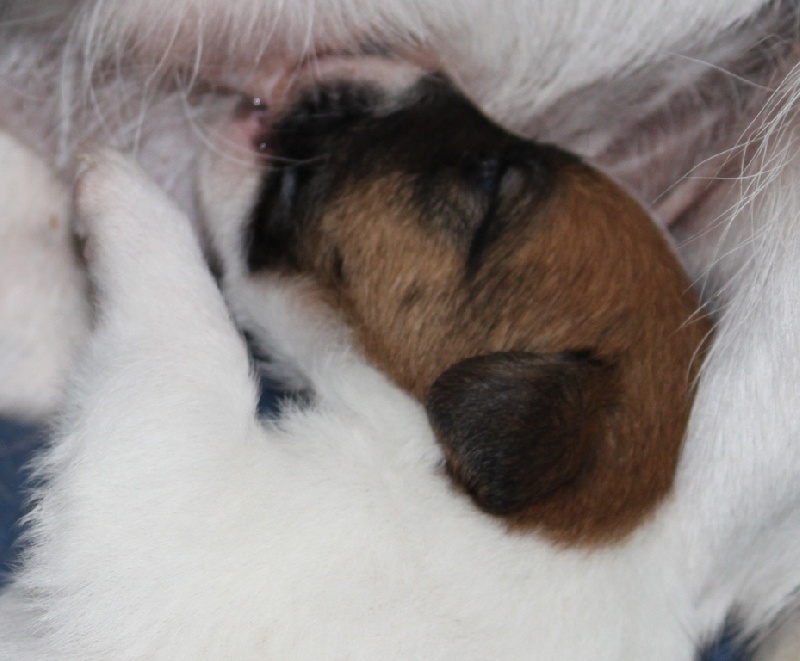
top-left (424, 351), bottom-right (617, 517)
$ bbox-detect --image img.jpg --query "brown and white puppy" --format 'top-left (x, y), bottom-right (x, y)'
top-left (2, 2), bottom-right (800, 656)
top-left (203, 60), bottom-right (711, 545)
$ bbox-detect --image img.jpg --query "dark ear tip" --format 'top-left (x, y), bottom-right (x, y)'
top-left (425, 351), bottom-right (616, 517)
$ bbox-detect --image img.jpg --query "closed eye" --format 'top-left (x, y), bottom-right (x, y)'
top-left (472, 157), bottom-right (526, 204)
top-left (466, 158), bottom-right (523, 276)
top-left (474, 157), bottom-right (503, 199)
top-left (277, 165), bottom-right (298, 209)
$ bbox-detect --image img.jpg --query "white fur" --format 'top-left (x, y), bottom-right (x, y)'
top-left (51, 0), bottom-right (774, 129)
top-left (2, 0), bottom-right (800, 658)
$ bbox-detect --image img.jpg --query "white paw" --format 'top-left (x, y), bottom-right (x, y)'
top-left (74, 148), bottom-right (161, 239)
top-left (72, 148), bottom-right (199, 279)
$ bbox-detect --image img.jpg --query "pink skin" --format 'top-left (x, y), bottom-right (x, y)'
top-left (233, 99), bottom-right (272, 153)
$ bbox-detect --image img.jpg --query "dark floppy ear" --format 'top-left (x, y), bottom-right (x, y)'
top-left (424, 351), bottom-right (618, 517)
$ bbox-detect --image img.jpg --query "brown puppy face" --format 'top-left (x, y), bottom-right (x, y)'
top-left (210, 61), bottom-right (711, 545)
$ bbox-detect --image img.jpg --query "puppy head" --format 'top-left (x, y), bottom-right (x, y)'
top-left (200, 58), bottom-right (711, 544)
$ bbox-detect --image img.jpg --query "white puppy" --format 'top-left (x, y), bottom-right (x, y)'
top-left (2, 0), bottom-right (800, 658)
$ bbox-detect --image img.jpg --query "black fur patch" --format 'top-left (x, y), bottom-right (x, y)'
top-left (245, 73), bottom-right (576, 276)
top-left (425, 351), bottom-right (616, 515)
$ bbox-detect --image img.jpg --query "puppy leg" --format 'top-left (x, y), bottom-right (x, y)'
top-left (0, 150), bottom-right (261, 658)
top-left (71, 147), bottom-right (258, 434)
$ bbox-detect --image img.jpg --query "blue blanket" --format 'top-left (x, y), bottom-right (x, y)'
top-left (0, 419), bottom-right (44, 583)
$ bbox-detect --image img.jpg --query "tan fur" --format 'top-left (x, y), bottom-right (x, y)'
top-left (235, 64), bottom-right (712, 544)
top-left (289, 154), bottom-right (710, 544)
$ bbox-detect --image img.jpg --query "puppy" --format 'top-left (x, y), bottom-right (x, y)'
top-left (3, 0), bottom-right (800, 657)
top-left (0, 65), bottom-right (710, 661)
top-left (201, 58), bottom-right (710, 545)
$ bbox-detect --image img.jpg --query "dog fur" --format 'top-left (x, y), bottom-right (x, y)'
top-left (1, 0), bottom-right (800, 658)
top-left (200, 59), bottom-right (710, 545)
top-left (0, 139), bottom-right (702, 661)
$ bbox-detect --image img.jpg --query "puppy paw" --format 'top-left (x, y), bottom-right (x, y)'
top-left (73, 148), bottom-right (199, 282)
top-left (74, 148), bottom-right (165, 239)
